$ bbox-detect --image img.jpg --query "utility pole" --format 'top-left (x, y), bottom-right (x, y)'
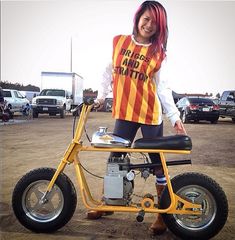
top-left (70, 37), bottom-right (73, 72)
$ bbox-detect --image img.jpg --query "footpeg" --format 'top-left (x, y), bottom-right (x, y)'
top-left (136, 210), bottom-right (145, 222)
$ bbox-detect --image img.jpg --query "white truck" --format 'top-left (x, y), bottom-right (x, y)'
top-left (32, 72), bottom-right (83, 118)
top-left (3, 89), bottom-right (30, 113)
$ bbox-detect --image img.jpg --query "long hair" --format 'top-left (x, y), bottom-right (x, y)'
top-left (133, 1), bottom-right (168, 59)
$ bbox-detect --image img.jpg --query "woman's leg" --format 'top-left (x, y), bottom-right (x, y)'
top-left (141, 122), bottom-right (167, 235)
top-left (110, 119), bottom-right (140, 159)
top-left (140, 122), bottom-right (163, 168)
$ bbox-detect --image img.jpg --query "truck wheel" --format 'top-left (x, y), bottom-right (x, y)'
top-left (12, 168), bottom-right (77, 233)
top-left (60, 107), bottom-right (65, 118)
top-left (32, 109), bottom-right (38, 118)
top-left (210, 119), bottom-right (218, 124)
top-left (232, 118), bottom-right (235, 123)
top-left (160, 172), bottom-right (228, 240)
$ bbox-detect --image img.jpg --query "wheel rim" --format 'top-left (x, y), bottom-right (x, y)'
top-left (22, 180), bottom-right (64, 222)
top-left (174, 185), bottom-right (217, 230)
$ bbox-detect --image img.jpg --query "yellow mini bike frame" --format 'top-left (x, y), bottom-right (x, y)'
top-left (46, 104), bottom-right (202, 216)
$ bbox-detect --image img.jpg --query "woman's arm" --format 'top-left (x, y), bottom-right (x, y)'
top-left (97, 63), bottom-right (112, 99)
top-left (97, 63), bottom-right (113, 105)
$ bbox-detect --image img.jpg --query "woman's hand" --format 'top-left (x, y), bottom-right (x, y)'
top-left (174, 120), bottom-right (187, 135)
top-left (94, 98), bottom-right (105, 110)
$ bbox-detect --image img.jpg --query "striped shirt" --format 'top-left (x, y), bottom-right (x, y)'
top-left (112, 35), bottom-right (163, 125)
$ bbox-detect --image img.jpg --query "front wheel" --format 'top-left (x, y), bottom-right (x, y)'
top-left (160, 173), bottom-right (228, 240)
top-left (60, 107), bottom-right (65, 118)
top-left (12, 168), bottom-right (77, 233)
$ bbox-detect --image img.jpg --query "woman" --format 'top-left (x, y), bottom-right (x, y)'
top-left (88, 1), bottom-right (186, 235)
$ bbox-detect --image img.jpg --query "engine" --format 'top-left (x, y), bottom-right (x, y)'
top-left (103, 155), bottom-right (134, 206)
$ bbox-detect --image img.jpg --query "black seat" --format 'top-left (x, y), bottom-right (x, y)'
top-left (133, 135), bottom-right (192, 151)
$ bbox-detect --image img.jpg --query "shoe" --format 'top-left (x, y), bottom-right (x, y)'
top-left (149, 214), bottom-right (167, 235)
top-left (149, 184), bottom-right (167, 235)
top-left (87, 210), bottom-right (114, 220)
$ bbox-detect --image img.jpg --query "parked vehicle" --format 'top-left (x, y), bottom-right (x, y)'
top-left (104, 98), bottom-right (113, 112)
top-left (176, 97), bottom-right (220, 124)
top-left (218, 90), bottom-right (235, 122)
top-left (32, 89), bottom-right (74, 118)
top-left (31, 72), bottom-right (83, 118)
top-left (19, 90), bottom-right (40, 103)
top-left (3, 89), bottom-right (30, 113)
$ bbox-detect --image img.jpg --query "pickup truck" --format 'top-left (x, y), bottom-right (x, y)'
top-left (219, 90), bottom-right (235, 122)
top-left (3, 89), bottom-right (30, 113)
top-left (31, 89), bottom-right (73, 118)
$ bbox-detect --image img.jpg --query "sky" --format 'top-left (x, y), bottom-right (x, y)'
top-left (1, 0), bottom-right (235, 96)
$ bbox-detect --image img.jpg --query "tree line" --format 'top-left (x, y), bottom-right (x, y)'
top-left (0, 81), bottom-right (40, 92)
top-left (0, 81), bottom-right (98, 96)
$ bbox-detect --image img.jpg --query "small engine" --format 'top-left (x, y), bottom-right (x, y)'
top-left (103, 155), bottom-right (134, 206)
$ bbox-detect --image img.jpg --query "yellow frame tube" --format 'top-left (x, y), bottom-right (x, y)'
top-left (46, 104), bottom-right (92, 192)
top-left (74, 147), bottom-right (201, 215)
top-left (46, 103), bottom-right (202, 215)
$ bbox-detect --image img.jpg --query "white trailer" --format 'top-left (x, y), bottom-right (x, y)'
top-left (41, 72), bottom-right (83, 107)
top-left (32, 72), bottom-right (83, 118)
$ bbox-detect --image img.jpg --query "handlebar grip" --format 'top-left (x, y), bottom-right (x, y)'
top-left (83, 98), bottom-right (95, 105)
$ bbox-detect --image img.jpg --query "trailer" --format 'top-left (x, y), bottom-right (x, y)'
top-left (32, 72), bottom-right (83, 118)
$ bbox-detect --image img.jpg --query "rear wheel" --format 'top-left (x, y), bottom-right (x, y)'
top-left (60, 107), bottom-right (65, 118)
top-left (12, 168), bottom-right (77, 233)
top-left (160, 173), bottom-right (228, 240)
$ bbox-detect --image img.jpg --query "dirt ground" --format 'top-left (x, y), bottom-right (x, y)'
top-left (0, 112), bottom-right (235, 240)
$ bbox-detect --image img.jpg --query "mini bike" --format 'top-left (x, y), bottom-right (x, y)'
top-left (12, 100), bottom-right (228, 239)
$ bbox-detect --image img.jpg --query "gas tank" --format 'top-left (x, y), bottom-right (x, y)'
top-left (91, 127), bottom-right (131, 148)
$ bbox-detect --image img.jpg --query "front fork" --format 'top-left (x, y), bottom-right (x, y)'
top-left (43, 141), bottom-right (80, 201)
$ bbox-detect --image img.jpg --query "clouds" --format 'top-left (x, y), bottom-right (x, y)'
top-left (2, 0), bottom-right (235, 95)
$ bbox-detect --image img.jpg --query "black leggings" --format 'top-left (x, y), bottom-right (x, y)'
top-left (110, 119), bottom-right (163, 164)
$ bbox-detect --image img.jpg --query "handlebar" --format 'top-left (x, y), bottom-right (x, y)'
top-left (83, 98), bottom-right (95, 105)
top-left (70, 98), bottom-right (100, 113)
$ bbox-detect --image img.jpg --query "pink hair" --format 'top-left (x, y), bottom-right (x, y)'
top-left (133, 1), bottom-right (168, 60)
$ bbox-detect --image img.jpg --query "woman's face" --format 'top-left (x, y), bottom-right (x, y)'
top-left (136, 9), bottom-right (157, 44)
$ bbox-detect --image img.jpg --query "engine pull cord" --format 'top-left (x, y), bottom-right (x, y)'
top-left (79, 162), bottom-right (104, 179)
top-left (84, 126), bottom-right (92, 143)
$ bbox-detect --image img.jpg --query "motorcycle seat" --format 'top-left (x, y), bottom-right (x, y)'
top-left (133, 135), bottom-right (192, 151)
